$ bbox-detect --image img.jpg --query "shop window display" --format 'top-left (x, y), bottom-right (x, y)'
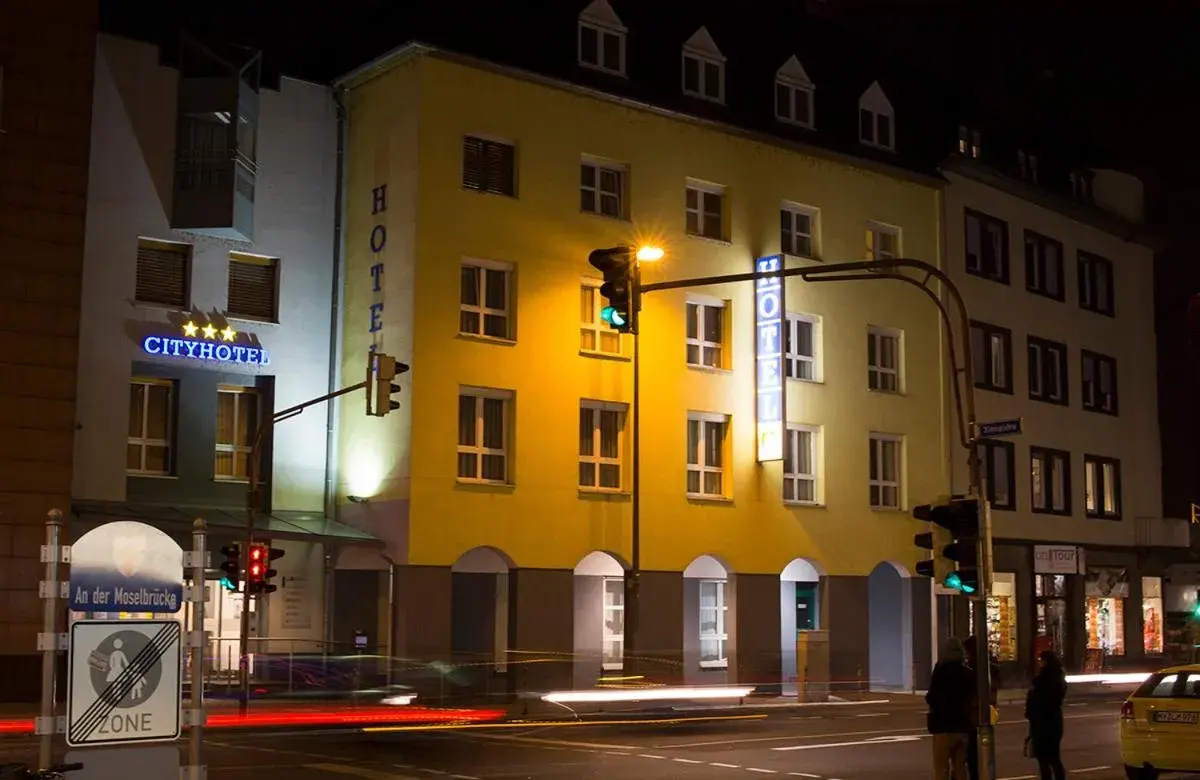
top-left (969, 572), bottom-right (1018, 662)
top-left (1142, 576), bottom-right (1164, 655)
top-left (1085, 567), bottom-right (1128, 657)
top-left (1035, 574), bottom-right (1067, 659)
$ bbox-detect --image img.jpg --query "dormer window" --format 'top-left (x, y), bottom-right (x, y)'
top-left (958, 126), bottom-right (981, 158)
top-left (577, 0), bottom-right (626, 75)
top-left (682, 27), bottom-right (725, 104)
top-left (1070, 170), bottom-right (1094, 203)
top-left (775, 56), bottom-right (814, 129)
top-left (1018, 150), bottom-right (1039, 183)
top-left (858, 81), bottom-right (894, 151)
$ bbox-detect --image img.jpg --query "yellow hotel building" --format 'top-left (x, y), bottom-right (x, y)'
top-left (333, 43), bottom-right (947, 694)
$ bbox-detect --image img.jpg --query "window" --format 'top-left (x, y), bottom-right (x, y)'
top-left (1018, 151), bottom-right (1039, 184)
top-left (781, 203), bottom-right (817, 258)
top-left (858, 81), bottom-right (894, 150)
top-left (686, 182), bottom-right (724, 240)
top-left (1084, 454), bottom-right (1121, 519)
top-left (1030, 446), bottom-right (1070, 516)
top-left (127, 378), bottom-right (174, 476)
top-left (579, 401), bottom-right (625, 491)
top-left (462, 136), bottom-right (516, 197)
top-left (580, 283), bottom-right (622, 355)
top-left (135, 238), bottom-right (190, 308)
top-left (867, 326), bottom-right (900, 392)
top-left (970, 320), bottom-right (1012, 394)
top-left (1078, 251), bottom-right (1114, 316)
top-left (457, 388), bottom-right (512, 483)
top-left (580, 160), bottom-right (624, 218)
top-left (459, 260), bottom-right (511, 340)
top-left (784, 426), bottom-right (818, 504)
top-left (868, 433), bottom-right (901, 509)
top-left (775, 56), bottom-right (814, 128)
top-left (866, 223), bottom-right (899, 263)
top-left (1024, 231), bottom-right (1064, 300)
top-left (215, 386), bottom-right (259, 481)
top-left (964, 209), bottom-right (1009, 284)
top-left (682, 27), bottom-right (725, 103)
top-left (784, 313), bottom-right (818, 381)
top-left (698, 579), bottom-right (727, 667)
top-left (957, 126), bottom-right (981, 158)
top-left (976, 440), bottom-right (1015, 510)
top-left (227, 252), bottom-right (279, 322)
top-left (1071, 170), bottom-right (1094, 204)
top-left (577, 1), bottom-right (626, 75)
top-left (1081, 350), bottom-right (1118, 415)
top-left (686, 414), bottom-right (727, 498)
top-left (686, 300), bottom-right (725, 369)
top-left (1028, 336), bottom-right (1068, 405)
top-left (601, 578), bottom-right (624, 670)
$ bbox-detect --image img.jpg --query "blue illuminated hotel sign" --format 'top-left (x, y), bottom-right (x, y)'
top-left (142, 320), bottom-right (269, 367)
top-left (755, 255), bottom-right (785, 462)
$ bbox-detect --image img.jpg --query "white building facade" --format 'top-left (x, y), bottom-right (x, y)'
top-left (71, 33), bottom-right (378, 674)
top-left (941, 153), bottom-right (1186, 679)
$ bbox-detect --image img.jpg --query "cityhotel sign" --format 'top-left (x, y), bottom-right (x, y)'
top-left (754, 254), bottom-right (785, 462)
top-left (367, 183), bottom-right (387, 352)
top-left (142, 320), bottom-right (269, 367)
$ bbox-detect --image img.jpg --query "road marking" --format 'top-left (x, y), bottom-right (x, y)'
top-left (773, 734), bottom-right (925, 752)
top-left (673, 758), bottom-right (703, 764)
top-left (456, 732), bottom-right (640, 750)
top-left (1073, 768), bottom-right (1109, 774)
top-left (746, 769), bottom-right (777, 774)
top-left (638, 754), bottom-right (667, 760)
top-left (362, 713), bottom-right (764, 735)
top-left (449, 776), bottom-right (479, 780)
top-left (788, 774), bottom-right (821, 778)
top-left (305, 763), bottom-right (420, 780)
top-left (711, 762), bottom-right (740, 769)
top-left (855, 713), bottom-right (889, 717)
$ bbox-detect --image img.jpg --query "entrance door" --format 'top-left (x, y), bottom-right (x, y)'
top-left (796, 583), bottom-right (817, 631)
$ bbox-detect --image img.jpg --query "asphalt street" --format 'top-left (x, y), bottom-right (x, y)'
top-left (2, 695), bottom-right (1195, 780)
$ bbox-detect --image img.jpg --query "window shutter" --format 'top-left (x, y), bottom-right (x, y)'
top-left (135, 240), bottom-right (189, 307)
top-left (485, 141), bottom-right (515, 196)
top-left (462, 136), bottom-right (486, 191)
top-left (227, 253), bottom-right (278, 321)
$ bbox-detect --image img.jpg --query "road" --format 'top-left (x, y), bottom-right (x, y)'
top-left (3, 695), bottom-right (1195, 780)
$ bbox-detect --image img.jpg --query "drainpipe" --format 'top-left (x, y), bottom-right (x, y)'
top-left (323, 89), bottom-right (349, 520)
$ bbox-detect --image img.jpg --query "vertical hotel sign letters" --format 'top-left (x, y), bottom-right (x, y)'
top-left (755, 254), bottom-right (785, 462)
top-left (367, 184), bottom-right (387, 352)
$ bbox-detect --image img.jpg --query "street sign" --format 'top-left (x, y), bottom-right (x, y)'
top-left (69, 521), bottom-right (184, 613)
top-left (977, 418), bottom-right (1022, 438)
top-left (66, 619), bottom-right (182, 747)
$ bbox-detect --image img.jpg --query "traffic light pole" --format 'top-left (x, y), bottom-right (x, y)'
top-left (237, 369), bottom-right (371, 715)
top-left (626, 313), bottom-right (642, 676)
top-left (637, 256), bottom-right (994, 780)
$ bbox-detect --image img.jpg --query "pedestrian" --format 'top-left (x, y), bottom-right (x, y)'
top-left (1024, 649), bottom-right (1067, 780)
top-left (963, 635), bottom-right (1001, 780)
top-left (926, 637), bottom-right (973, 780)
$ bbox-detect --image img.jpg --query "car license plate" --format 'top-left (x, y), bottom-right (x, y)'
top-left (1153, 710), bottom-right (1200, 724)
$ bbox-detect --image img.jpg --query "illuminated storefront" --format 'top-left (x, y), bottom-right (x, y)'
top-left (1085, 566), bottom-right (1128, 657)
top-left (1142, 575), bottom-right (1165, 656)
top-left (1035, 573), bottom-right (1067, 659)
top-left (968, 571), bottom-right (1018, 663)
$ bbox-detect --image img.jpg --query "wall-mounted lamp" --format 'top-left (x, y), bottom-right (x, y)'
top-left (347, 495), bottom-right (370, 504)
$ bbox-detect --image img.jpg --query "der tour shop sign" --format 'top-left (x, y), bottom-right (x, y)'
top-left (367, 183), bottom-right (387, 352)
top-left (1034, 544), bottom-right (1086, 575)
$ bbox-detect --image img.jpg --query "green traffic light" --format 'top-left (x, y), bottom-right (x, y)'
top-left (600, 306), bottom-right (626, 327)
top-left (1193, 603), bottom-right (1200, 619)
top-left (943, 572), bottom-right (977, 594)
top-left (219, 575), bottom-right (237, 593)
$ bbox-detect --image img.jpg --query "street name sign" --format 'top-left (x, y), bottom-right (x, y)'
top-left (977, 419), bottom-right (1022, 438)
top-left (69, 521), bottom-right (184, 613)
top-left (66, 619), bottom-right (182, 747)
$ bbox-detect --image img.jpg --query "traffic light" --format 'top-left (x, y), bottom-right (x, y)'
top-left (246, 543), bottom-right (284, 595)
top-left (219, 544), bottom-right (241, 591)
top-left (913, 495), bottom-right (982, 595)
top-left (588, 247), bottom-right (638, 333)
top-left (369, 352), bottom-right (409, 417)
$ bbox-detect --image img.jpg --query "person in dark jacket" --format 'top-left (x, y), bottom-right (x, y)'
top-left (926, 637), bottom-right (973, 780)
top-left (1025, 650), bottom-right (1067, 780)
top-left (963, 635), bottom-right (1001, 780)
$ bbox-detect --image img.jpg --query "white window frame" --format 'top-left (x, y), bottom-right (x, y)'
top-left (784, 425), bottom-right (820, 505)
top-left (866, 222), bottom-right (900, 262)
top-left (781, 201), bottom-right (819, 259)
top-left (127, 378), bottom-right (174, 477)
top-left (686, 296), bottom-right (726, 369)
top-left (1028, 338), bottom-right (1066, 403)
top-left (869, 433), bottom-right (902, 510)
top-left (698, 578), bottom-right (728, 668)
top-left (601, 577), bottom-right (624, 670)
top-left (1031, 448), bottom-right (1069, 515)
top-left (685, 180), bottom-right (725, 241)
top-left (579, 400), bottom-right (626, 492)
top-left (459, 257), bottom-right (513, 340)
top-left (785, 312), bottom-right (819, 382)
top-left (577, 4), bottom-right (626, 76)
top-left (456, 387), bottom-right (513, 484)
top-left (580, 279), bottom-right (624, 356)
top-left (681, 31), bottom-right (726, 104)
top-left (686, 412), bottom-right (728, 499)
top-left (214, 385), bottom-right (259, 482)
top-left (858, 82), bottom-right (895, 151)
top-left (580, 157), bottom-right (625, 219)
top-left (867, 325), bottom-right (901, 393)
top-left (775, 77), bottom-right (814, 129)
top-left (1084, 455), bottom-right (1121, 519)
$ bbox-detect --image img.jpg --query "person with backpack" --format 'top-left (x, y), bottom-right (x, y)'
top-left (926, 637), bottom-right (974, 780)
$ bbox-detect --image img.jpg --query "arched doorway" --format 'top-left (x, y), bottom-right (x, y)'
top-left (780, 558), bottom-right (824, 696)
top-left (868, 560), bottom-right (913, 691)
top-left (683, 555), bottom-right (730, 685)
top-left (451, 547), bottom-right (513, 673)
top-left (572, 551), bottom-right (627, 688)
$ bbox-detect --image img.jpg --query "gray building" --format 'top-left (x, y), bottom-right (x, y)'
top-left (70, 33), bottom-right (378, 669)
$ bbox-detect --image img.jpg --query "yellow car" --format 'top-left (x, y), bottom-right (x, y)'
top-left (1120, 663), bottom-right (1200, 779)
